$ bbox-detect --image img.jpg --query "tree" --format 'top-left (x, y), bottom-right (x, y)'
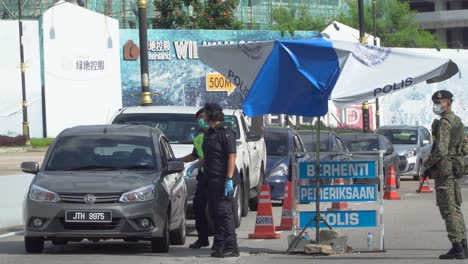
top-left (153, 0), bottom-right (243, 29)
top-left (271, 6), bottom-right (330, 36)
top-left (336, 0), bottom-right (442, 48)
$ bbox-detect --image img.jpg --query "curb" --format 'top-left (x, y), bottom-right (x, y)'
top-left (0, 147), bottom-right (48, 153)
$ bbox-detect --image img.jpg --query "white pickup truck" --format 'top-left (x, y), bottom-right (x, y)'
top-left (110, 106), bottom-right (267, 227)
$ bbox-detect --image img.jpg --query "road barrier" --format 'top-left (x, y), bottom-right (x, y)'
top-left (248, 185), bottom-right (280, 239)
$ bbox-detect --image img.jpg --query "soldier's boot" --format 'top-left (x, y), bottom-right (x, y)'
top-left (462, 239), bottom-right (468, 258)
top-left (439, 242), bottom-right (466, 259)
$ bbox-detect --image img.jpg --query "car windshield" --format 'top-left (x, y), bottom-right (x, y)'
top-left (377, 129), bottom-right (418, 145)
top-left (112, 113), bottom-right (240, 143)
top-left (264, 131), bottom-right (289, 156)
top-left (342, 138), bottom-right (380, 151)
top-left (45, 135), bottom-right (156, 171)
top-left (298, 132), bottom-right (330, 152)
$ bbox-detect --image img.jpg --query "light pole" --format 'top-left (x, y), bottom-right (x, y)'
top-left (137, 0), bottom-right (153, 106)
top-left (18, 0), bottom-right (30, 145)
top-left (358, 0), bottom-right (370, 133)
top-left (373, 0), bottom-right (380, 129)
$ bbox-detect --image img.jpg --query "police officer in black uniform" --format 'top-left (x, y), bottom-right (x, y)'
top-left (202, 102), bottom-right (240, 258)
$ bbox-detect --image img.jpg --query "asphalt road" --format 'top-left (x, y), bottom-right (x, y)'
top-left (2, 150), bottom-right (468, 263)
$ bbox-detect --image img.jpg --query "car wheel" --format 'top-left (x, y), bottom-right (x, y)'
top-left (249, 168), bottom-right (264, 212)
top-left (51, 240), bottom-right (68, 245)
top-left (233, 185), bottom-right (242, 228)
top-left (169, 209), bottom-right (186, 245)
top-left (151, 214), bottom-right (170, 253)
top-left (24, 237), bottom-right (44, 253)
top-left (241, 175), bottom-right (250, 217)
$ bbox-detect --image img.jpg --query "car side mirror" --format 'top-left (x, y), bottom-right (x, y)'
top-left (246, 131), bottom-right (262, 142)
top-left (295, 153), bottom-right (306, 159)
top-left (385, 147), bottom-right (393, 156)
top-left (21, 162), bottom-right (40, 174)
top-left (165, 161), bottom-right (185, 174)
top-left (422, 139), bottom-right (430, 145)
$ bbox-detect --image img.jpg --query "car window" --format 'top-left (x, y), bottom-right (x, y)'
top-left (382, 136), bottom-right (391, 149)
top-left (264, 130), bottom-right (289, 156)
top-left (159, 137), bottom-right (175, 167)
top-left (376, 129), bottom-right (418, 145)
top-left (223, 115), bottom-right (241, 140)
top-left (342, 137), bottom-right (379, 151)
top-left (293, 134), bottom-right (305, 152)
top-left (112, 113), bottom-right (240, 142)
top-left (298, 132), bottom-right (329, 152)
top-left (45, 135), bottom-right (155, 171)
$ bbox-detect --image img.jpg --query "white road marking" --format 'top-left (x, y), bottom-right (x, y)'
top-left (0, 230), bottom-right (23, 239)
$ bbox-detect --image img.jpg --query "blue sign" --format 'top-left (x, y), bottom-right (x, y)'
top-left (299, 161), bottom-right (377, 179)
top-left (299, 210), bottom-right (377, 228)
top-left (299, 185), bottom-right (377, 203)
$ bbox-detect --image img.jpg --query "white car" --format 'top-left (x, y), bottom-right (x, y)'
top-left (109, 106), bottom-right (267, 227)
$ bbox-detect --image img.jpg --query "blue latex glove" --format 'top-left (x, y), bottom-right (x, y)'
top-left (224, 179), bottom-right (234, 197)
top-left (185, 164), bottom-right (196, 180)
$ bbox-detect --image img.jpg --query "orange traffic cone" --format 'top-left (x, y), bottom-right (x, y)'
top-left (276, 181), bottom-right (298, 231)
top-left (248, 185), bottom-right (280, 239)
top-left (383, 166), bottom-right (401, 200)
top-left (416, 174), bottom-right (433, 193)
top-left (328, 178), bottom-right (350, 210)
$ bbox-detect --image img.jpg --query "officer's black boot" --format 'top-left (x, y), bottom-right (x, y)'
top-left (189, 239), bottom-right (209, 249)
top-left (439, 242), bottom-right (466, 259)
top-left (462, 239), bottom-right (468, 258)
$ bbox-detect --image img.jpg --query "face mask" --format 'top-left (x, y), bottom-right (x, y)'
top-left (433, 103), bottom-right (443, 115)
top-left (198, 118), bottom-right (209, 129)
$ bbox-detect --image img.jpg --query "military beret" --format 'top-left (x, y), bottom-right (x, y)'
top-left (204, 102), bottom-right (223, 112)
top-left (432, 90), bottom-right (453, 100)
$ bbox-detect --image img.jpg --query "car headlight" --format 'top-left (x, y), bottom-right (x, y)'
top-left (270, 163), bottom-right (288, 177)
top-left (119, 184), bottom-right (155, 202)
top-left (29, 184), bottom-right (61, 202)
top-left (404, 148), bottom-right (417, 158)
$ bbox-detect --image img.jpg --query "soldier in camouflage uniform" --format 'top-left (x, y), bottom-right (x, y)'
top-left (424, 90), bottom-right (467, 259)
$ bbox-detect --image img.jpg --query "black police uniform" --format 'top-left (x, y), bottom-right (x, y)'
top-left (190, 130), bottom-right (209, 246)
top-left (202, 122), bottom-right (240, 252)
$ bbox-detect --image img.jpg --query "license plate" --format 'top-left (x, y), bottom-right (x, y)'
top-left (65, 211), bottom-right (112, 223)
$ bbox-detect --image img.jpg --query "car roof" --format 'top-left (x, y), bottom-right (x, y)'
top-left (59, 124), bottom-right (162, 137)
top-left (264, 126), bottom-right (295, 133)
top-left (340, 133), bottom-right (380, 139)
top-left (119, 105), bottom-right (238, 115)
top-left (376, 125), bottom-right (421, 130)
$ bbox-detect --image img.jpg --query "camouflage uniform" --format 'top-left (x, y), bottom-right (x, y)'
top-left (426, 110), bottom-right (467, 243)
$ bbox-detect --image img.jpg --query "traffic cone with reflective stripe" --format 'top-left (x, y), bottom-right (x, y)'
top-left (416, 174), bottom-right (433, 193)
top-left (275, 181), bottom-right (298, 231)
top-left (328, 178), bottom-right (350, 210)
top-left (383, 166), bottom-right (401, 200)
top-left (248, 185), bottom-right (280, 239)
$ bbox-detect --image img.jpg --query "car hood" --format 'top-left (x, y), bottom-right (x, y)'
top-left (393, 144), bottom-right (417, 155)
top-left (266, 155), bottom-right (289, 175)
top-left (171, 144), bottom-right (193, 158)
top-left (33, 171), bottom-right (159, 193)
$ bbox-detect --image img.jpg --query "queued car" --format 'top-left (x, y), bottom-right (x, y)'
top-left (110, 106), bottom-right (267, 228)
top-left (298, 130), bottom-right (353, 184)
top-left (340, 133), bottom-right (403, 189)
top-left (375, 125), bottom-right (432, 180)
top-left (21, 125), bottom-right (187, 253)
top-left (263, 126), bottom-right (306, 200)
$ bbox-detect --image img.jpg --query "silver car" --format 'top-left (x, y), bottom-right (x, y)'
top-left (375, 125), bottom-right (432, 180)
top-left (21, 125), bottom-right (187, 253)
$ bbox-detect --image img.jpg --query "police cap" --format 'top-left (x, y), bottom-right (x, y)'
top-left (204, 102), bottom-right (223, 112)
top-left (432, 90), bottom-right (453, 101)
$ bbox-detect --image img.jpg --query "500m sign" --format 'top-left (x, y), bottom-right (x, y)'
top-left (206, 73), bottom-right (236, 95)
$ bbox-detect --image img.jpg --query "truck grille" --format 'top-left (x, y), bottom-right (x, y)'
top-left (59, 193), bottom-right (121, 204)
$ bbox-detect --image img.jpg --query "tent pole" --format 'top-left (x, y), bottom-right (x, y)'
top-left (315, 116), bottom-right (321, 242)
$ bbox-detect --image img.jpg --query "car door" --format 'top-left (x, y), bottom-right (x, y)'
top-left (159, 136), bottom-right (185, 224)
top-left (241, 113), bottom-right (261, 182)
top-left (419, 127), bottom-right (432, 162)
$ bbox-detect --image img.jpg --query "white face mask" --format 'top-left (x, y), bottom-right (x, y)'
top-left (433, 104), bottom-right (443, 115)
